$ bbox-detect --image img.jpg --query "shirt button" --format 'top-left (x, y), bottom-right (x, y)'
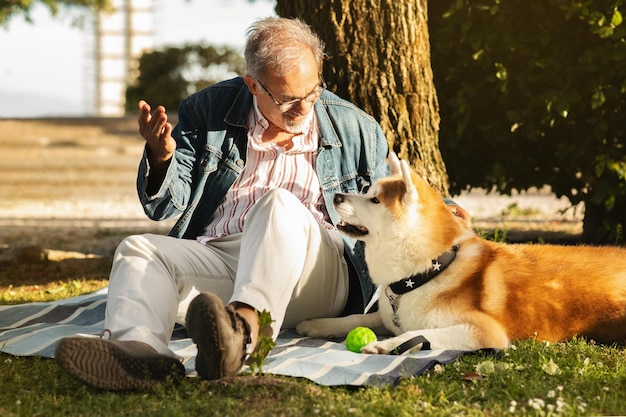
top-left (236, 159), bottom-right (244, 167)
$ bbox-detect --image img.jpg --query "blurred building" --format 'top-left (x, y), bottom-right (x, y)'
top-left (92, 0), bottom-right (154, 116)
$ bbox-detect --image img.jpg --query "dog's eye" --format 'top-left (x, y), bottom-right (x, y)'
top-left (370, 197), bottom-right (380, 204)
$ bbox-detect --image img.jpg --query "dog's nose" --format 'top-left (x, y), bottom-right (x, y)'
top-left (334, 193), bottom-right (345, 204)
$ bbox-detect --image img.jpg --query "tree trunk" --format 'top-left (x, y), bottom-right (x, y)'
top-left (583, 201), bottom-right (626, 244)
top-left (276, 0), bottom-right (449, 195)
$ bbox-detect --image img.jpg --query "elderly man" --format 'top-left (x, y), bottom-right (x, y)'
top-left (55, 16), bottom-right (389, 391)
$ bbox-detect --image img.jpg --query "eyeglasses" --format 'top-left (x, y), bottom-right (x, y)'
top-left (256, 77), bottom-right (327, 112)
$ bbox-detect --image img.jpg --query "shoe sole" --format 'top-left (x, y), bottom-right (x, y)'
top-left (186, 292), bottom-right (226, 380)
top-left (55, 337), bottom-right (185, 391)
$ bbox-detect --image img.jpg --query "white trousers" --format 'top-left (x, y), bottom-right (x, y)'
top-left (104, 189), bottom-right (349, 356)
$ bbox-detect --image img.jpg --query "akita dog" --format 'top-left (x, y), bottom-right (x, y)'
top-left (297, 153), bottom-right (626, 354)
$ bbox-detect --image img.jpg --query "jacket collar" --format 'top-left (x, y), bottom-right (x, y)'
top-left (315, 93), bottom-right (343, 149)
top-left (223, 78), bottom-right (253, 128)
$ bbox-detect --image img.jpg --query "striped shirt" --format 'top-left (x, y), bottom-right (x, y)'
top-left (198, 97), bottom-right (332, 241)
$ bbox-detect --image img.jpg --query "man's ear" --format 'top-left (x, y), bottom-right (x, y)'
top-left (243, 75), bottom-right (261, 96)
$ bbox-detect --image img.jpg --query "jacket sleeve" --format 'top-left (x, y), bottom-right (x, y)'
top-left (137, 99), bottom-right (202, 221)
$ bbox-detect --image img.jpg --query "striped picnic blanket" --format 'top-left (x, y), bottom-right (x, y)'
top-left (0, 288), bottom-right (468, 387)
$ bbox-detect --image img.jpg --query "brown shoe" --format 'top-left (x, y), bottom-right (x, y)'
top-left (185, 292), bottom-right (251, 380)
top-left (55, 336), bottom-right (185, 391)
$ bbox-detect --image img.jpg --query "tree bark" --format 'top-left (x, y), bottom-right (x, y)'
top-left (276, 0), bottom-right (449, 195)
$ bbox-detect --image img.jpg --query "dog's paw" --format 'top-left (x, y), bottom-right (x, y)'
top-left (361, 340), bottom-right (392, 354)
top-left (361, 337), bottom-right (427, 355)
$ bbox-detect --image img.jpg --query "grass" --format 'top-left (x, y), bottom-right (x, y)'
top-left (1, 234), bottom-right (626, 416)
top-left (501, 202), bottom-right (542, 218)
top-left (0, 279), bottom-right (108, 305)
top-left (0, 255), bottom-right (110, 305)
top-left (1, 335), bottom-right (625, 416)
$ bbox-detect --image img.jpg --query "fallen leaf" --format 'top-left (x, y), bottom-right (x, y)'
top-left (542, 359), bottom-right (561, 375)
top-left (461, 372), bottom-right (483, 381)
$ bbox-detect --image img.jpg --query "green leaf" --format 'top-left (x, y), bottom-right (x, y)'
top-left (605, 195), bottom-right (616, 211)
top-left (609, 160), bottom-right (626, 179)
top-left (595, 159), bottom-right (606, 178)
top-left (541, 358), bottom-right (561, 375)
top-left (611, 9), bottom-right (623, 27)
top-left (247, 309), bottom-right (276, 376)
top-left (475, 360), bottom-right (496, 375)
top-left (472, 49), bottom-right (485, 60)
top-left (494, 362), bottom-right (512, 372)
top-left (495, 62), bottom-right (507, 80)
top-left (555, 100), bottom-right (569, 118)
top-left (591, 90), bottom-right (606, 109)
top-left (598, 26), bottom-right (614, 38)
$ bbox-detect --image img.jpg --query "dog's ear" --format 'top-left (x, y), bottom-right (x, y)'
top-left (448, 204), bottom-right (473, 230)
top-left (400, 159), bottom-right (419, 204)
top-left (388, 152), bottom-right (401, 176)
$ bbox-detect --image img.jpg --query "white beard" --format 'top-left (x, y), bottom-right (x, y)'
top-left (283, 110), bottom-right (314, 134)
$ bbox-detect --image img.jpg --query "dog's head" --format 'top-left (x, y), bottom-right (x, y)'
top-left (334, 153), bottom-right (473, 281)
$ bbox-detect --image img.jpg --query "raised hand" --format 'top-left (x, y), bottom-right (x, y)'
top-left (138, 100), bottom-right (176, 165)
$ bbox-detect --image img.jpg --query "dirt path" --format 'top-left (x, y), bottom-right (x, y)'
top-left (0, 118), bottom-right (177, 294)
top-left (0, 118), bottom-right (175, 256)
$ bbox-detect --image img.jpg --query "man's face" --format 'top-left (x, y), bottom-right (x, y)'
top-left (245, 49), bottom-right (323, 134)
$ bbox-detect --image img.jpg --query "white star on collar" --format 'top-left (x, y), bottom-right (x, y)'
top-left (405, 278), bottom-right (415, 288)
top-left (432, 260), bottom-right (442, 271)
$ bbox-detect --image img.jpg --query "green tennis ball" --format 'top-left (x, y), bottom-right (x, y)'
top-left (345, 326), bottom-right (377, 353)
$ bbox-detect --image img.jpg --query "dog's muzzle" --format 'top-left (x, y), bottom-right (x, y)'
top-left (333, 193), bottom-right (369, 237)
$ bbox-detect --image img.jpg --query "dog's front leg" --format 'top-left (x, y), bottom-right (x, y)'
top-left (296, 312), bottom-right (387, 338)
top-left (362, 324), bottom-right (497, 354)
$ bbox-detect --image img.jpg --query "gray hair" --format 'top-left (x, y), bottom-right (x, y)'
top-left (244, 17), bottom-right (326, 79)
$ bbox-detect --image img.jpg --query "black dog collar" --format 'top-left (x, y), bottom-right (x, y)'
top-left (388, 244), bottom-right (460, 295)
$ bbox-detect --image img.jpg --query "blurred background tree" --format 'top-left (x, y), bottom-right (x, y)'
top-left (5, 0), bottom-right (626, 244)
top-left (0, 0), bottom-right (109, 25)
top-left (430, 0), bottom-right (626, 243)
top-left (2, 0), bottom-right (450, 195)
top-left (124, 45), bottom-right (244, 113)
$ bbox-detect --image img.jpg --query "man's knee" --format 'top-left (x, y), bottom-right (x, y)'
top-left (260, 188), bottom-right (301, 207)
top-left (248, 189), bottom-right (307, 221)
top-left (115, 234), bottom-right (145, 256)
top-left (113, 234), bottom-right (164, 261)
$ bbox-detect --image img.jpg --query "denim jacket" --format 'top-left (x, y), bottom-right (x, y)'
top-left (137, 77), bottom-right (389, 311)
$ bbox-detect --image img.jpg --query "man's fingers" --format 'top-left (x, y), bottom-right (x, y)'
top-left (150, 110), bottom-right (168, 138)
top-left (137, 101), bottom-right (175, 161)
top-left (162, 123), bottom-right (173, 139)
top-left (138, 101), bottom-right (169, 142)
top-left (137, 100), bottom-right (152, 137)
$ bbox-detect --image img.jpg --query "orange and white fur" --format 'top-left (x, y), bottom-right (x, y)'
top-left (297, 153), bottom-right (626, 353)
